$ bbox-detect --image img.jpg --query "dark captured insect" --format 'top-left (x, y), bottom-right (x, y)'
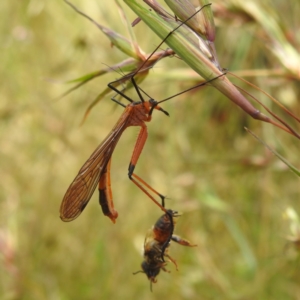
top-left (134, 210), bottom-right (196, 290)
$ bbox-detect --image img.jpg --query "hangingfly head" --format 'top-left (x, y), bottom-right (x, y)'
top-left (148, 98), bottom-right (169, 117)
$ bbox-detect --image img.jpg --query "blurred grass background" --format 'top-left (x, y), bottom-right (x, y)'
top-left (1, 0), bottom-right (300, 299)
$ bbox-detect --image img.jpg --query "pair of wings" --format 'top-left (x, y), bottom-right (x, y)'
top-left (60, 108), bottom-right (132, 222)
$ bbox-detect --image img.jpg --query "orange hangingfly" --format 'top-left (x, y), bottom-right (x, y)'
top-left (59, 72), bottom-right (224, 223)
top-left (60, 3), bottom-right (226, 223)
top-left (60, 88), bottom-right (169, 223)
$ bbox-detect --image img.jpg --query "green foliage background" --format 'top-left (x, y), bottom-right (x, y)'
top-left (1, 0), bottom-right (299, 299)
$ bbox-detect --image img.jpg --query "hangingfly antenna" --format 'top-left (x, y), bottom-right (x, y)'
top-left (130, 3), bottom-right (213, 77)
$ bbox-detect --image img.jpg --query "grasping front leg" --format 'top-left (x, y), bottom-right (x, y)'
top-left (128, 124), bottom-right (167, 213)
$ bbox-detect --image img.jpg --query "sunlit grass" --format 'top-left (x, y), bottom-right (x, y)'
top-left (0, 0), bottom-right (299, 299)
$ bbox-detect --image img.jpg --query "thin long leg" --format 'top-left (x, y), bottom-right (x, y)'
top-left (130, 176), bottom-right (167, 213)
top-left (131, 174), bottom-right (166, 208)
top-left (111, 85), bottom-right (127, 108)
top-left (127, 125), bottom-right (166, 212)
top-left (130, 74), bottom-right (146, 103)
top-left (128, 124), bottom-right (148, 170)
top-left (108, 79), bottom-right (138, 103)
